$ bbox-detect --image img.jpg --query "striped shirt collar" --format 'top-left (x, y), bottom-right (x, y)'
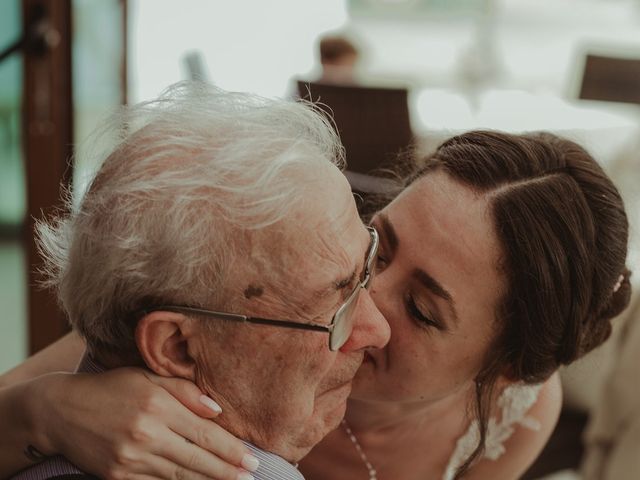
top-left (244, 443), bottom-right (305, 480)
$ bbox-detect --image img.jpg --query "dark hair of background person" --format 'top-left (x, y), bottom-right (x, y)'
top-left (319, 35), bottom-right (358, 65)
top-left (369, 130), bottom-right (632, 479)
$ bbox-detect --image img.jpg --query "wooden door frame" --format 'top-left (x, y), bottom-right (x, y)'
top-left (22, 0), bottom-right (73, 354)
top-left (22, 0), bottom-right (128, 353)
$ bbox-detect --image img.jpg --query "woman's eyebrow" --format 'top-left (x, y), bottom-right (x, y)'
top-left (373, 213), bottom-right (398, 254)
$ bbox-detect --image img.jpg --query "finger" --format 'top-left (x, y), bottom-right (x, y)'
top-left (124, 470), bottom-right (231, 480)
top-left (165, 405), bottom-right (253, 469)
top-left (142, 370), bottom-right (221, 419)
top-left (151, 430), bottom-right (256, 480)
top-left (133, 371), bottom-right (254, 473)
top-left (123, 476), bottom-right (158, 480)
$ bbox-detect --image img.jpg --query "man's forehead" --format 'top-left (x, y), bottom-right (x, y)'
top-left (238, 222), bottom-right (367, 310)
top-left (295, 225), bottom-right (368, 302)
top-left (234, 172), bottom-right (367, 305)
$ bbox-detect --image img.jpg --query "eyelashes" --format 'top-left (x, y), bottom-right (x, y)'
top-left (375, 254), bottom-right (388, 271)
top-left (405, 295), bottom-right (443, 331)
top-left (373, 224), bottom-right (445, 333)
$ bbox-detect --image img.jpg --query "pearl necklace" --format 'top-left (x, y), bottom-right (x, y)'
top-left (341, 419), bottom-right (378, 480)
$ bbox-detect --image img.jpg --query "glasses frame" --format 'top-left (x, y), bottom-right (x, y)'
top-left (140, 227), bottom-right (379, 351)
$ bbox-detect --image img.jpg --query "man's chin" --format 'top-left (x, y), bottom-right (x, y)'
top-left (318, 380), bottom-right (353, 428)
top-left (298, 380), bottom-right (353, 448)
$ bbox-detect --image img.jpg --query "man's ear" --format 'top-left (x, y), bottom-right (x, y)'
top-left (135, 311), bottom-right (197, 380)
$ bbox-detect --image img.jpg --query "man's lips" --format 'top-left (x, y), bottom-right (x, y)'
top-left (329, 380), bottom-right (353, 395)
top-left (320, 353), bottom-right (367, 395)
top-left (322, 368), bottom-right (359, 396)
top-left (319, 378), bottom-right (354, 408)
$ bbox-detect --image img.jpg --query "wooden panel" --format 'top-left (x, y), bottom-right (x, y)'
top-left (298, 81), bottom-right (413, 216)
top-left (298, 81), bottom-right (413, 175)
top-left (579, 54), bottom-right (640, 105)
top-left (22, 0), bottom-right (73, 353)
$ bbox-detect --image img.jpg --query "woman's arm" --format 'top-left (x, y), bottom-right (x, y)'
top-left (0, 376), bottom-right (48, 477)
top-left (0, 334), bottom-right (256, 480)
top-left (0, 332), bottom-right (85, 388)
top-left (0, 332), bottom-right (86, 476)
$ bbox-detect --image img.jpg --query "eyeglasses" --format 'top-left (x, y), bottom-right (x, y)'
top-left (141, 226), bottom-right (379, 351)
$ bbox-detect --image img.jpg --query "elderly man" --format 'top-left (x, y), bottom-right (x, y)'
top-left (13, 83), bottom-right (390, 480)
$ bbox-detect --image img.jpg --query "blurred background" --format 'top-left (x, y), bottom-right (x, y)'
top-left (1, 1), bottom-right (639, 478)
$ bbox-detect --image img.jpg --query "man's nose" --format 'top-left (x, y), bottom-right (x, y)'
top-left (339, 288), bottom-right (390, 352)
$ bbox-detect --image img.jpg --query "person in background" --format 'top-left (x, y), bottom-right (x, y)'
top-left (317, 34), bottom-right (360, 85)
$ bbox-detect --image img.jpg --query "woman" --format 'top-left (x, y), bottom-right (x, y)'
top-left (301, 130), bottom-right (630, 479)
top-left (0, 130), bottom-right (631, 480)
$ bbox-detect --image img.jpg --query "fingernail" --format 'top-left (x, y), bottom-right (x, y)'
top-left (199, 395), bottom-right (222, 413)
top-left (241, 453), bottom-right (260, 472)
top-left (237, 472), bottom-right (254, 480)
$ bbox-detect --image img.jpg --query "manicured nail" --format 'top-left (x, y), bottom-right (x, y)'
top-left (237, 472), bottom-right (254, 480)
top-left (199, 395), bottom-right (222, 413)
top-left (241, 454), bottom-right (260, 472)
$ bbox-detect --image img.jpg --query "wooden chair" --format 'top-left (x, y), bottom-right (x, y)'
top-left (579, 53), bottom-right (640, 104)
top-left (297, 81), bottom-right (413, 213)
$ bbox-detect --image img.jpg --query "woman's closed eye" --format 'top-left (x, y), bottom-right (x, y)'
top-left (376, 253), bottom-right (389, 271)
top-left (405, 295), bottom-right (444, 331)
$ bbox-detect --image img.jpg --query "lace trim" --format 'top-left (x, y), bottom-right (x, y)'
top-left (442, 382), bottom-right (543, 480)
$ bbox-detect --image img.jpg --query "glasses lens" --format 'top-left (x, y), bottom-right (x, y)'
top-left (363, 255), bottom-right (376, 290)
top-left (329, 285), bottom-right (361, 351)
top-left (362, 227), bottom-right (378, 289)
top-left (329, 227), bottom-right (379, 351)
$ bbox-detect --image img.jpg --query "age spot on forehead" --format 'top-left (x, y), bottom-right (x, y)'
top-left (244, 284), bottom-right (264, 299)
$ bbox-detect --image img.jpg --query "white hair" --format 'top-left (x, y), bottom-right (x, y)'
top-left (37, 81), bottom-right (344, 355)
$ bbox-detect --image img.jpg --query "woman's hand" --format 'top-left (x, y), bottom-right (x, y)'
top-left (28, 368), bottom-right (259, 480)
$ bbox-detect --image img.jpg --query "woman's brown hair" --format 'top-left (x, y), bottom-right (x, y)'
top-left (405, 130), bottom-right (631, 477)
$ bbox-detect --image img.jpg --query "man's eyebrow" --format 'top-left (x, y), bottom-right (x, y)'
top-left (335, 270), bottom-right (357, 290)
top-left (412, 268), bottom-right (459, 326)
top-left (375, 213), bottom-right (398, 254)
top-left (313, 228), bottom-right (370, 300)
top-left (313, 269), bottom-right (357, 300)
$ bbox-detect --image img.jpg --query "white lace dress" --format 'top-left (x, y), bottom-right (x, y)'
top-left (442, 382), bottom-right (543, 480)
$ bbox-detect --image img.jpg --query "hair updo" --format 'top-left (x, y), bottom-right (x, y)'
top-left (406, 130), bottom-right (631, 477)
